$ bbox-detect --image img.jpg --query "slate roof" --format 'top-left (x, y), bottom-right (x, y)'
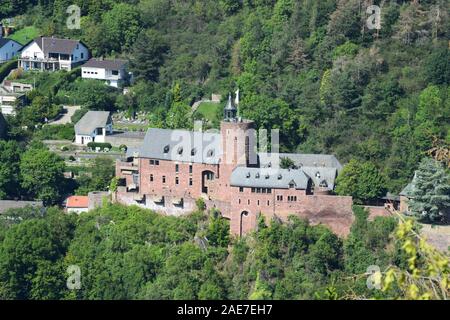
top-left (75, 111), bottom-right (111, 135)
top-left (82, 58), bottom-right (127, 70)
top-left (0, 38), bottom-right (21, 49)
top-left (302, 166), bottom-right (338, 190)
top-left (0, 200), bottom-right (43, 214)
top-left (230, 167), bottom-right (311, 190)
top-left (137, 128), bottom-right (222, 164)
top-left (29, 36), bottom-right (85, 55)
top-left (258, 152), bottom-right (343, 170)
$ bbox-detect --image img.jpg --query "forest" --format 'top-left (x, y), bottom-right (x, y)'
top-left (0, 202), bottom-right (442, 300)
top-left (0, 0), bottom-right (449, 300)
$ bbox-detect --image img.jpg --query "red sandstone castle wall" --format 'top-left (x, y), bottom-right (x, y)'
top-left (228, 187), bottom-right (354, 237)
top-left (138, 159), bottom-right (221, 200)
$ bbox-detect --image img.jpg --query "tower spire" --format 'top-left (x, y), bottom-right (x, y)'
top-left (224, 92), bottom-right (237, 122)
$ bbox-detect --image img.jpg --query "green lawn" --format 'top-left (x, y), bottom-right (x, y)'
top-left (7, 26), bottom-right (40, 45)
top-left (195, 102), bottom-right (221, 122)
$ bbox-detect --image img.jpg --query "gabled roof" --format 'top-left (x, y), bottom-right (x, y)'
top-left (230, 167), bottom-right (311, 190)
top-left (75, 111), bottom-right (111, 135)
top-left (66, 196), bottom-right (89, 208)
top-left (0, 38), bottom-right (21, 49)
top-left (302, 166), bottom-right (338, 190)
top-left (137, 128), bottom-right (222, 164)
top-left (82, 58), bottom-right (127, 70)
top-left (258, 152), bottom-right (343, 171)
top-left (25, 36), bottom-right (86, 55)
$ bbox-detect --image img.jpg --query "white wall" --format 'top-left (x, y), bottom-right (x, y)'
top-left (67, 207), bottom-right (89, 214)
top-left (20, 41), bottom-right (44, 59)
top-left (82, 67), bottom-right (107, 80)
top-left (72, 43), bottom-right (89, 63)
top-left (75, 133), bottom-right (94, 145)
top-left (0, 40), bottom-right (22, 62)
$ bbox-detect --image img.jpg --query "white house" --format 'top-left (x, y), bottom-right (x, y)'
top-left (81, 58), bottom-right (129, 88)
top-left (0, 86), bottom-right (25, 116)
top-left (19, 36), bottom-right (89, 71)
top-left (0, 38), bottom-right (22, 63)
top-left (74, 111), bottom-right (113, 145)
top-left (65, 196), bottom-right (89, 214)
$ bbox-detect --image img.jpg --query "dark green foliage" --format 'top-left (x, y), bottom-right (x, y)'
top-left (75, 157), bottom-right (115, 195)
top-left (0, 140), bottom-right (22, 199)
top-left (408, 158), bottom-right (450, 223)
top-left (0, 203), bottom-right (401, 300)
top-left (86, 142), bottom-right (112, 151)
top-left (20, 146), bottom-right (66, 205)
top-left (335, 159), bottom-right (386, 204)
top-left (34, 124), bottom-right (75, 141)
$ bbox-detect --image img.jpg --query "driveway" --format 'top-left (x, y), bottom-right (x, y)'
top-left (50, 105), bottom-right (81, 125)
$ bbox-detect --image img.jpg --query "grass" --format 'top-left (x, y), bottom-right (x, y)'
top-left (195, 101), bottom-right (221, 122)
top-left (7, 26), bottom-right (40, 45)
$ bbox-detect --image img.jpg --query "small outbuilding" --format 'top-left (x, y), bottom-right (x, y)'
top-left (74, 111), bottom-right (112, 145)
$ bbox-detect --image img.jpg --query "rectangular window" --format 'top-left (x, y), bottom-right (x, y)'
top-left (267, 200), bottom-right (270, 206)
top-left (251, 188), bottom-right (256, 193)
top-left (189, 178), bottom-right (193, 186)
top-left (150, 160), bottom-right (155, 165)
top-left (150, 174), bottom-right (154, 182)
top-left (189, 165), bottom-right (193, 174)
top-left (112, 70), bottom-right (119, 75)
top-left (155, 160), bottom-right (160, 165)
top-left (239, 187), bottom-right (244, 193)
top-left (257, 200), bottom-right (260, 206)
top-left (256, 188), bottom-right (261, 194)
top-left (162, 176), bottom-right (166, 184)
top-left (247, 200), bottom-right (250, 205)
top-left (175, 164), bottom-right (179, 173)
top-left (239, 199), bottom-right (241, 204)
top-left (175, 177), bottom-right (179, 185)
top-left (267, 189), bottom-right (272, 194)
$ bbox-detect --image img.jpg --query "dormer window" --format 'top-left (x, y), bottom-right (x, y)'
top-left (246, 172), bottom-right (251, 178)
top-left (163, 145), bottom-right (170, 154)
top-left (319, 180), bottom-right (328, 188)
top-left (278, 174), bottom-right (282, 180)
top-left (177, 147), bottom-right (183, 155)
top-left (316, 172), bottom-right (321, 179)
top-left (255, 173), bottom-right (260, 179)
top-left (265, 174), bottom-right (270, 179)
top-left (207, 149), bottom-right (214, 158)
top-left (191, 148), bottom-right (197, 156)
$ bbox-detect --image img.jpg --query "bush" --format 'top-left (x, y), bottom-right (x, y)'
top-left (34, 124), bottom-right (75, 140)
top-left (87, 142), bottom-right (112, 151)
top-left (0, 60), bottom-right (18, 82)
top-left (119, 144), bottom-right (128, 152)
top-left (196, 198), bottom-right (206, 211)
top-left (68, 156), bottom-right (76, 162)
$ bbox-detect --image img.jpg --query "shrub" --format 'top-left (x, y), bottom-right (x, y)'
top-left (87, 142), bottom-right (112, 151)
top-left (119, 144), bottom-right (128, 152)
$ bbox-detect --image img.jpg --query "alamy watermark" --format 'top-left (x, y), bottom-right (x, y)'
top-left (66, 5), bottom-right (81, 30)
top-left (366, 265), bottom-right (382, 290)
top-left (67, 265), bottom-right (81, 290)
top-left (366, 5), bottom-right (381, 31)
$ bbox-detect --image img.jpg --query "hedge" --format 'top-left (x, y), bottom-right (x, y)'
top-left (87, 142), bottom-right (112, 151)
top-left (0, 60), bottom-right (17, 83)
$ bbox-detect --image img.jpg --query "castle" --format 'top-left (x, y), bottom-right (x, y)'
top-left (115, 96), bottom-right (354, 236)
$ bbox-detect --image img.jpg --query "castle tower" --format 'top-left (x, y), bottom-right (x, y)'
top-left (220, 94), bottom-right (256, 168)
